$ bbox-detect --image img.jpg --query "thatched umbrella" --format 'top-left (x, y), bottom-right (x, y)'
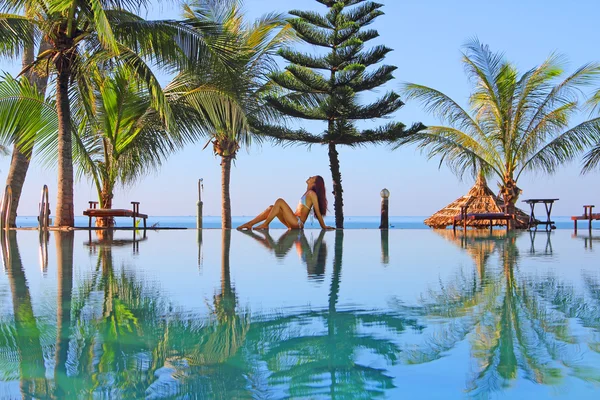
top-left (425, 175), bottom-right (530, 229)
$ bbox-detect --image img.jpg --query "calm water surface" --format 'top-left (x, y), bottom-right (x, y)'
top-left (0, 229), bottom-right (599, 399)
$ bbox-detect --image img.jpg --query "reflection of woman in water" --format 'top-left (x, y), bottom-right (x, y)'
top-left (237, 176), bottom-right (334, 230)
top-left (241, 230), bottom-right (328, 279)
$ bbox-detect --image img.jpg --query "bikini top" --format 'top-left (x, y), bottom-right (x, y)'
top-left (299, 192), bottom-right (310, 210)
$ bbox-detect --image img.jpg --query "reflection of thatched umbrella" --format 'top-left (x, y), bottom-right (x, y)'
top-left (424, 175), bottom-right (530, 229)
top-left (434, 229), bottom-right (506, 278)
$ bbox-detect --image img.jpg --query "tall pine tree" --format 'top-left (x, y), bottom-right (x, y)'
top-left (255, 0), bottom-right (423, 228)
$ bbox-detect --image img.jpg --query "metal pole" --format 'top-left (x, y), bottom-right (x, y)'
top-left (379, 188), bottom-right (390, 230)
top-left (197, 179), bottom-right (203, 229)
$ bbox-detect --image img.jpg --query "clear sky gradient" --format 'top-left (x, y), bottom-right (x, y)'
top-left (1, 0), bottom-right (599, 218)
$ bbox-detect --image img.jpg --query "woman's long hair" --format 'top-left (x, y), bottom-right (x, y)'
top-left (311, 176), bottom-right (328, 217)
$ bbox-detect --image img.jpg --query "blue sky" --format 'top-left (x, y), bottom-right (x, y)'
top-left (1, 0), bottom-right (599, 218)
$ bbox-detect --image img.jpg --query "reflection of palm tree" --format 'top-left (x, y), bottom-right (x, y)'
top-left (247, 230), bottom-right (419, 398)
top-left (2, 231), bottom-right (48, 398)
top-left (203, 229), bottom-right (250, 364)
top-left (67, 230), bottom-right (171, 396)
top-left (410, 232), bottom-right (600, 395)
top-left (95, 233), bottom-right (171, 396)
top-left (54, 231), bottom-right (74, 398)
top-left (166, 230), bottom-right (252, 398)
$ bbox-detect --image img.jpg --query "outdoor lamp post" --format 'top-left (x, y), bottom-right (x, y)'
top-left (379, 188), bottom-right (390, 230)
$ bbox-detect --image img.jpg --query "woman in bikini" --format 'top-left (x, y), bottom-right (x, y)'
top-left (237, 175), bottom-right (334, 230)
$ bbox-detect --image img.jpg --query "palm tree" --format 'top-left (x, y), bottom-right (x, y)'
top-left (168, 0), bottom-right (292, 228)
top-left (2, 0), bottom-right (50, 227)
top-left (71, 67), bottom-right (209, 226)
top-left (0, 0), bottom-right (227, 227)
top-left (581, 88), bottom-right (600, 173)
top-left (0, 69), bottom-right (205, 227)
top-left (399, 40), bottom-right (600, 224)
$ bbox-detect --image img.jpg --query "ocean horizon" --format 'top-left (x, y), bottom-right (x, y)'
top-left (14, 215), bottom-right (587, 230)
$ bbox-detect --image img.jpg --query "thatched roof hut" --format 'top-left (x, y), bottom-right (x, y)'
top-left (425, 175), bottom-right (530, 229)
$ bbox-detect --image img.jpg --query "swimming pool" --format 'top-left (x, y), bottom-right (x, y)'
top-left (0, 229), bottom-right (598, 398)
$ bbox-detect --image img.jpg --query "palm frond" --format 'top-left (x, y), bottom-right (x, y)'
top-left (518, 117), bottom-right (600, 178)
top-left (0, 74), bottom-right (57, 154)
top-left (401, 83), bottom-right (490, 146)
top-left (0, 13), bottom-right (35, 58)
top-left (523, 62), bottom-right (600, 136)
top-left (398, 126), bottom-right (503, 180)
top-left (88, 0), bottom-right (119, 54)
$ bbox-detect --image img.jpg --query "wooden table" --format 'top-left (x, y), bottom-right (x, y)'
top-left (522, 199), bottom-right (559, 231)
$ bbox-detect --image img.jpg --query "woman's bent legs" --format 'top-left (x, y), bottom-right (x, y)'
top-left (255, 198), bottom-right (300, 230)
top-left (237, 205), bottom-right (274, 230)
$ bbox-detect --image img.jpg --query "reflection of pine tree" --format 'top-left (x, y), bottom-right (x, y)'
top-left (247, 230), bottom-right (420, 398)
top-left (406, 232), bottom-right (600, 396)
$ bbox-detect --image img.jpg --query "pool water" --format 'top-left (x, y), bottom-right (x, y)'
top-left (0, 229), bottom-right (599, 399)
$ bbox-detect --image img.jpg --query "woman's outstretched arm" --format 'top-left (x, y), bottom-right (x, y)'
top-left (309, 192), bottom-right (335, 230)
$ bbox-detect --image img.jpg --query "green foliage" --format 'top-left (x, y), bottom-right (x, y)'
top-left (581, 89), bottom-right (600, 173)
top-left (398, 40), bottom-right (600, 187)
top-left (0, 74), bottom-right (57, 155)
top-left (172, 0), bottom-right (292, 155)
top-left (254, 0), bottom-right (422, 228)
top-left (260, 0), bottom-right (421, 145)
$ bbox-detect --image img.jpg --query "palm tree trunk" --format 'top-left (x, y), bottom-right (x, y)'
top-left (98, 179), bottom-right (114, 227)
top-left (5, 40), bottom-right (51, 227)
top-left (328, 142), bottom-right (344, 229)
top-left (221, 155), bottom-right (232, 229)
top-left (54, 55), bottom-right (75, 227)
top-left (501, 176), bottom-right (520, 230)
top-left (221, 229), bottom-right (232, 295)
top-left (6, 150), bottom-right (32, 227)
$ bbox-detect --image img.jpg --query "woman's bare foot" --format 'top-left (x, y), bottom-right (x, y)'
top-left (253, 224), bottom-right (269, 230)
top-left (237, 223), bottom-right (253, 231)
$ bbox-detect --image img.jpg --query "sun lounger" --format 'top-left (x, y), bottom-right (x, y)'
top-left (83, 201), bottom-right (148, 228)
top-left (571, 205), bottom-right (600, 233)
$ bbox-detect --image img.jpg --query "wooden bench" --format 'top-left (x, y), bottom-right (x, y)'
top-left (83, 201), bottom-right (148, 229)
top-left (453, 205), bottom-right (515, 233)
top-left (571, 205), bottom-right (600, 233)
